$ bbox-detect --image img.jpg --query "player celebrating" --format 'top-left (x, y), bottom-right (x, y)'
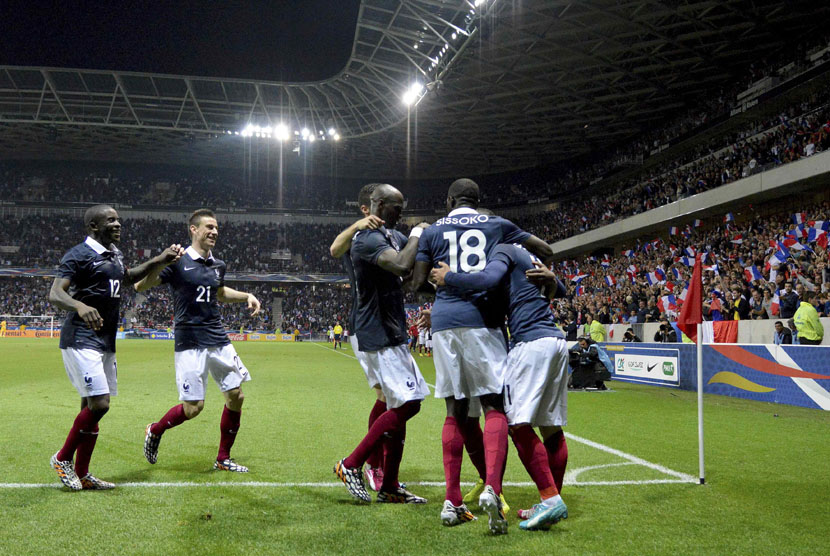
top-left (333, 184), bottom-right (430, 504)
top-left (410, 180), bottom-right (553, 533)
top-left (431, 244), bottom-right (570, 531)
top-left (333, 321), bottom-right (343, 349)
top-left (48, 204), bottom-right (184, 490)
top-left (330, 184), bottom-right (389, 490)
top-left (137, 209), bottom-right (260, 473)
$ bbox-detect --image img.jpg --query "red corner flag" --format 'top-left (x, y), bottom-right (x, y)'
top-left (677, 253), bottom-right (703, 342)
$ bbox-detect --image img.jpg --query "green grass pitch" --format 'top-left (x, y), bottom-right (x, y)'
top-left (0, 338), bottom-right (828, 555)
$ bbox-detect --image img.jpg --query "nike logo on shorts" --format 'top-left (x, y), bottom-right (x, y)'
top-left (184, 266), bottom-right (196, 271)
top-left (92, 261), bottom-right (106, 267)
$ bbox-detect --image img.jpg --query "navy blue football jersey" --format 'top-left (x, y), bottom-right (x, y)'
top-left (490, 244), bottom-right (564, 343)
top-left (159, 246), bottom-right (230, 352)
top-left (58, 236), bottom-right (127, 353)
top-left (341, 253), bottom-right (359, 331)
top-left (416, 208), bottom-right (530, 332)
top-left (350, 227), bottom-right (409, 352)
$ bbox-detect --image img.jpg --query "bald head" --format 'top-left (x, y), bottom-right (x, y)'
top-left (84, 204), bottom-right (115, 229)
top-left (370, 184), bottom-right (404, 228)
top-left (447, 178), bottom-right (480, 211)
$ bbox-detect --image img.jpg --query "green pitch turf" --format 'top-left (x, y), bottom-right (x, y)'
top-left (0, 339), bottom-right (828, 555)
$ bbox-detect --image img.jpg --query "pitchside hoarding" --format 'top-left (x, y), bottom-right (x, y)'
top-left (604, 344), bottom-right (680, 387)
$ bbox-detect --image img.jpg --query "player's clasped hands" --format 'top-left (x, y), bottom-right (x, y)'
top-left (161, 244), bottom-right (186, 264)
top-left (429, 261), bottom-right (452, 287)
top-left (416, 308), bottom-right (431, 330)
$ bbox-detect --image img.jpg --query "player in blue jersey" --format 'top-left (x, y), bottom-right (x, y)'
top-left (137, 209), bottom-right (261, 473)
top-left (333, 184), bottom-right (430, 504)
top-left (431, 243), bottom-right (570, 531)
top-left (48, 204), bottom-right (184, 490)
top-left (409, 179), bottom-right (553, 533)
top-left (329, 184), bottom-right (390, 490)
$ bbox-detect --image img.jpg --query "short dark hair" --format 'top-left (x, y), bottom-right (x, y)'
top-left (189, 208), bottom-right (216, 229)
top-left (774, 321), bottom-right (783, 326)
top-left (358, 183), bottom-right (381, 210)
top-left (448, 178), bottom-right (480, 207)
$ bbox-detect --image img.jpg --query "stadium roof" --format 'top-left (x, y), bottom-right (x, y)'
top-left (0, 0), bottom-right (827, 179)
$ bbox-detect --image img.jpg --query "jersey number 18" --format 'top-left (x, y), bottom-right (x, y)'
top-left (443, 230), bottom-right (487, 273)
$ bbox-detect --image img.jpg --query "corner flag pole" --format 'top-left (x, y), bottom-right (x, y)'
top-left (697, 322), bottom-right (705, 485)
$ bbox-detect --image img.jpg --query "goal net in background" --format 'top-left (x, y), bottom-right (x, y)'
top-left (0, 314), bottom-right (59, 338)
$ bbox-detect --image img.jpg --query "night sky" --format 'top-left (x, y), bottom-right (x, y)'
top-left (2, 0), bottom-right (362, 81)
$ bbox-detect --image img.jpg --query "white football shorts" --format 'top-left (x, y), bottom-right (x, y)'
top-left (174, 344), bottom-right (251, 401)
top-left (432, 327), bottom-right (507, 400)
top-left (360, 343), bottom-right (430, 409)
top-left (503, 336), bottom-right (569, 427)
top-left (418, 330), bottom-right (426, 344)
top-left (350, 335), bottom-right (377, 390)
top-left (62, 348), bottom-right (117, 397)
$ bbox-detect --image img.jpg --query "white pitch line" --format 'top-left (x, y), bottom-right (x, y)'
top-left (0, 478), bottom-right (693, 489)
top-left (565, 432), bottom-right (697, 482)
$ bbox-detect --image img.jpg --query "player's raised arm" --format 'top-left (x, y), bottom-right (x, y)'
top-left (330, 215), bottom-right (384, 258)
top-left (522, 234), bottom-right (554, 266)
top-left (375, 223), bottom-right (429, 277)
top-left (130, 244), bottom-right (185, 289)
top-left (217, 286), bottom-right (261, 316)
top-left (49, 277), bottom-right (104, 331)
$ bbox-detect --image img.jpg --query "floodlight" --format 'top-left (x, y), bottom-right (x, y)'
top-left (474, 0), bottom-right (486, 6)
top-left (402, 82), bottom-right (425, 106)
top-left (301, 127), bottom-right (310, 138)
top-left (452, 32), bottom-right (457, 40)
top-left (309, 135), bottom-right (316, 143)
top-left (275, 123), bottom-right (290, 141)
top-left (333, 133), bottom-right (341, 141)
top-left (328, 127), bottom-right (336, 136)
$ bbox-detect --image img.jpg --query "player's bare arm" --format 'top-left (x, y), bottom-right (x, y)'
top-left (49, 277), bottom-right (104, 331)
top-left (218, 286), bottom-right (261, 316)
top-left (407, 260), bottom-right (433, 293)
top-left (130, 244), bottom-right (186, 290)
top-left (329, 215), bottom-right (384, 258)
top-left (522, 234), bottom-right (554, 265)
top-left (376, 223), bottom-right (429, 276)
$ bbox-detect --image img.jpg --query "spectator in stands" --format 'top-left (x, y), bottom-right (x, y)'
top-left (728, 289), bottom-right (751, 320)
top-left (793, 291), bottom-right (824, 345)
top-left (773, 321), bottom-right (792, 345)
top-left (653, 319), bottom-right (678, 343)
top-left (750, 290), bottom-right (767, 320)
top-left (779, 282), bottom-right (799, 319)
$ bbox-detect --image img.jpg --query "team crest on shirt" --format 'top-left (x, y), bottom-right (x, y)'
top-left (214, 268), bottom-right (221, 279)
top-left (386, 231), bottom-right (401, 252)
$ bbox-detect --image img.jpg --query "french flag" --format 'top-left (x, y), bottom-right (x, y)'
top-left (672, 267), bottom-right (682, 280)
top-left (771, 291), bottom-right (780, 316)
top-left (807, 227), bottom-right (827, 243)
top-left (575, 285), bottom-right (585, 296)
top-left (678, 284), bottom-right (689, 304)
top-left (669, 226), bottom-right (679, 236)
top-left (679, 256), bottom-right (694, 266)
top-left (605, 275), bottom-right (616, 287)
top-left (684, 247), bottom-right (696, 257)
top-left (623, 249), bottom-right (634, 258)
top-left (792, 213), bottom-right (807, 225)
top-left (581, 216), bottom-right (588, 223)
top-left (646, 272), bottom-right (664, 286)
top-left (693, 219), bottom-right (703, 228)
top-left (744, 265), bottom-right (763, 282)
top-left (724, 213), bottom-right (735, 223)
top-left (657, 295), bottom-right (678, 313)
top-left (626, 264), bottom-right (639, 276)
top-left (571, 273), bottom-right (588, 283)
top-left (703, 264), bottom-right (720, 275)
top-left (731, 234), bottom-right (743, 244)
top-left (655, 267), bottom-right (667, 281)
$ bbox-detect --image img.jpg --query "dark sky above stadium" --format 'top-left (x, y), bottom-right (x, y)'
top-left (3, 0), bottom-right (361, 81)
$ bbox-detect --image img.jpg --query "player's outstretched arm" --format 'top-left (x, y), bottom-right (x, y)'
top-left (129, 244), bottom-right (185, 289)
top-left (217, 286), bottom-right (261, 315)
top-left (329, 215), bottom-right (384, 258)
top-left (376, 223), bottom-right (429, 276)
top-left (522, 234), bottom-right (554, 266)
top-left (49, 277), bottom-right (104, 331)
top-left (430, 260), bottom-right (509, 291)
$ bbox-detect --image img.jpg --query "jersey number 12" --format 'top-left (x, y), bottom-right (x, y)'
top-left (443, 230), bottom-right (487, 272)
